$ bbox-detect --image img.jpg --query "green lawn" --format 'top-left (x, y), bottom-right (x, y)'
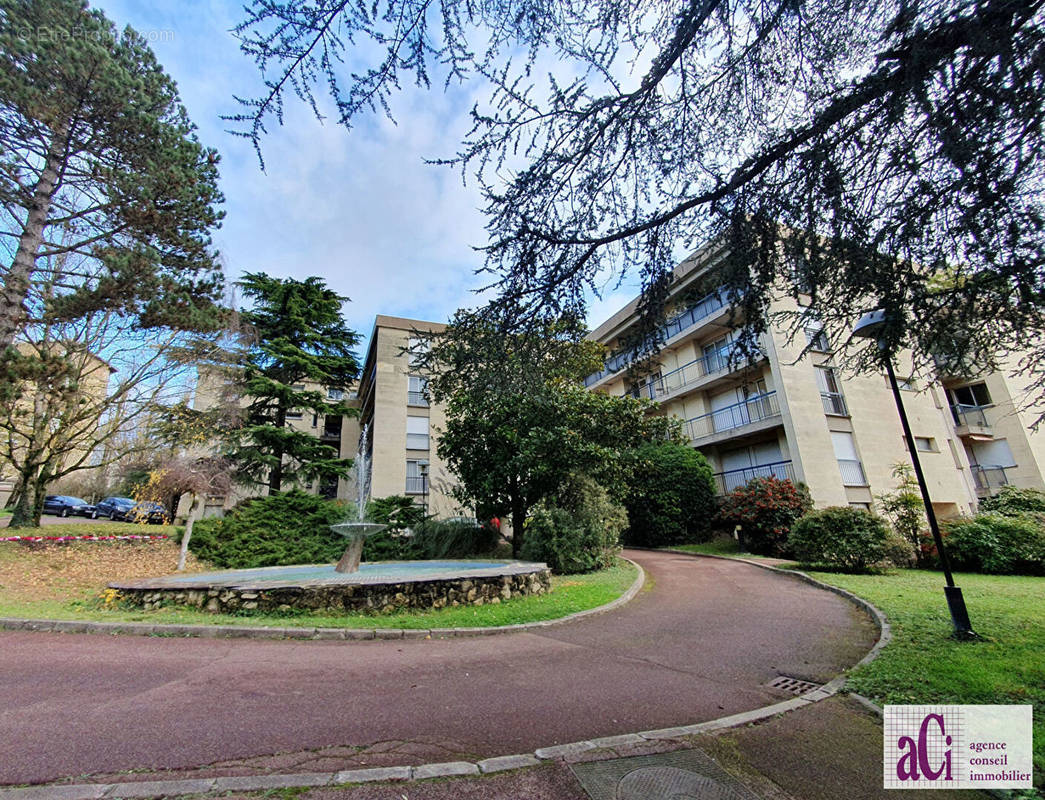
top-left (0, 535), bottom-right (639, 629)
top-left (804, 568), bottom-right (1045, 788)
top-left (664, 539), bottom-right (786, 561)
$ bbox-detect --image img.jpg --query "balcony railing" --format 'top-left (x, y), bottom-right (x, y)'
top-left (837, 459), bottom-right (867, 486)
top-left (405, 476), bottom-right (427, 494)
top-left (970, 464), bottom-right (1013, 493)
top-left (685, 391), bottom-right (780, 441)
top-left (713, 460), bottom-right (795, 494)
top-left (585, 287), bottom-right (729, 386)
top-left (951, 403), bottom-right (990, 428)
top-left (408, 390), bottom-right (429, 406)
top-left (821, 392), bottom-right (849, 416)
top-left (626, 343), bottom-right (765, 401)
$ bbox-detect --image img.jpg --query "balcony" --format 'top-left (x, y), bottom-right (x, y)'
top-left (951, 404), bottom-right (993, 439)
top-left (408, 391), bottom-right (428, 406)
top-left (821, 392), bottom-right (848, 416)
top-left (970, 464), bottom-right (1013, 496)
top-left (685, 391), bottom-right (781, 443)
top-left (713, 460), bottom-right (795, 494)
top-left (585, 287), bottom-right (730, 386)
top-left (837, 459), bottom-right (867, 487)
top-left (627, 343), bottom-right (767, 402)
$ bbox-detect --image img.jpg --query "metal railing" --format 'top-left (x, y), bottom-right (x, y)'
top-left (584, 287), bottom-right (729, 386)
top-left (685, 391), bottom-right (780, 441)
top-left (821, 392), bottom-right (849, 416)
top-left (407, 390), bottom-right (429, 406)
top-left (713, 460), bottom-right (795, 494)
top-left (970, 464), bottom-right (1012, 493)
top-left (951, 403), bottom-right (990, 428)
top-left (837, 459), bottom-right (867, 486)
top-left (405, 476), bottom-right (427, 494)
top-left (626, 343), bottom-right (765, 400)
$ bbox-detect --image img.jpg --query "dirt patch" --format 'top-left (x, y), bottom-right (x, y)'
top-left (0, 539), bottom-right (205, 605)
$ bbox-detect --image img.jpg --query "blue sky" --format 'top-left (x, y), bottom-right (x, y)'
top-left (97, 0), bottom-right (641, 345)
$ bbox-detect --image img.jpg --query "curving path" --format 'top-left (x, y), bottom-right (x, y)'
top-left (0, 550), bottom-right (876, 785)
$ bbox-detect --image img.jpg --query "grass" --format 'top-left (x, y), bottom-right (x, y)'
top-left (0, 534), bottom-right (639, 629)
top-left (663, 538), bottom-right (788, 561)
top-left (801, 568), bottom-right (1045, 788)
top-left (1, 519), bottom-right (179, 537)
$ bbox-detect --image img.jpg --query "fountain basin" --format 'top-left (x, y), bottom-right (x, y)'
top-left (110, 560), bottom-right (552, 614)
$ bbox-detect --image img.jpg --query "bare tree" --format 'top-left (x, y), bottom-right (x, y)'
top-left (134, 456), bottom-right (232, 571)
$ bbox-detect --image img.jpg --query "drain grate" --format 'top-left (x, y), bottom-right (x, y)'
top-left (766, 675), bottom-right (822, 696)
top-left (569, 749), bottom-right (762, 800)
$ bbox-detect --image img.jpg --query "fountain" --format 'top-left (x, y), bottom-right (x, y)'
top-left (330, 424), bottom-right (387, 573)
top-left (110, 424), bottom-right (552, 615)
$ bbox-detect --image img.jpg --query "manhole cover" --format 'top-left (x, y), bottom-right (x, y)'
top-left (570, 749), bottom-right (762, 800)
top-left (766, 675), bottom-right (822, 696)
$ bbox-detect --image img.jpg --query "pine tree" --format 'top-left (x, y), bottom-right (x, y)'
top-left (226, 273), bottom-right (361, 494)
top-left (0, 0), bottom-right (225, 354)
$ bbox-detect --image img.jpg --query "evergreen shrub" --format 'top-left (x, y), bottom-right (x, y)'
top-left (623, 442), bottom-right (716, 546)
top-left (521, 474), bottom-right (626, 573)
top-left (188, 490), bottom-right (346, 568)
top-left (979, 485), bottom-right (1045, 517)
top-left (942, 513), bottom-right (1045, 575)
top-left (788, 506), bottom-right (893, 572)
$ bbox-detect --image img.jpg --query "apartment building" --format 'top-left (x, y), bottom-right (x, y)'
top-left (585, 245), bottom-right (1045, 517)
top-left (354, 315), bottom-right (460, 517)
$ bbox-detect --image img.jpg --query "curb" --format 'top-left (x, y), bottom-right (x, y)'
top-left (0, 558), bottom-right (646, 642)
top-left (0, 553), bottom-right (889, 800)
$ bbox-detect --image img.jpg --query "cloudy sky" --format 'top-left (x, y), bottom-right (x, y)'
top-left (98, 0), bottom-right (641, 346)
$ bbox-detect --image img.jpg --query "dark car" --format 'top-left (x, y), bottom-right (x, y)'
top-left (126, 501), bottom-right (170, 525)
top-left (95, 496), bottom-right (136, 521)
top-left (42, 495), bottom-right (94, 518)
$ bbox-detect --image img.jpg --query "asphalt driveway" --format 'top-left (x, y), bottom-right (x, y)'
top-left (0, 550), bottom-right (877, 785)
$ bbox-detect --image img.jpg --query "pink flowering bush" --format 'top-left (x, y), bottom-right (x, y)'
top-left (717, 477), bottom-right (813, 556)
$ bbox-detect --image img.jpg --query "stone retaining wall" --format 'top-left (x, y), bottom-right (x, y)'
top-left (117, 570), bottom-right (552, 614)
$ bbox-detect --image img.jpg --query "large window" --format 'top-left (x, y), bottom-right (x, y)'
top-left (815, 366), bottom-right (848, 416)
top-left (949, 382), bottom-right (991, 407)
top-left (406, 459), bottom-right (428, 493)
top-left (406, 415), bottom-right (429, 450)
top-left (408, 375), bottom-right (428, 406)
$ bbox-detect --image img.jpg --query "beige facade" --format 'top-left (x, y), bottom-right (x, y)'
top-left (586, 246), bottom-right (1045, 517)
top-left (355, 316), bottom-right (462, 518)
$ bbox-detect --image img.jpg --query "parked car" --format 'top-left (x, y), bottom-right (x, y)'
top-left (42, 495), bottom-right (94, 518)
top-left (127, 501), bottom-right (170, 525)
top-left (94, 496), bottom-right (136, 520)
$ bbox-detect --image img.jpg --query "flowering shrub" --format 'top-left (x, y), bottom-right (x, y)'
top-left (716, 477), bottom-right (813, 556)
top-left (0, 534), bottom-right (169, 543)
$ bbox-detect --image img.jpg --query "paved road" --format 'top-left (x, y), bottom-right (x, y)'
top-left (0, 551), bottom-right (876, 785)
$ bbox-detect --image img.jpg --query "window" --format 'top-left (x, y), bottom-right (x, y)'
top-left (311, 413), bottom-right (318, 428)
top-left (815, 366), bottom-right (848, 416)
top-left (849, 502), bottom-right (871, 511)
top-left (802, 311), bottom-right (830, 351)
top-left (327, 387), bottom-right (344, 401)
top-left (832, 431), bottom-right (866, 486)
top-left (408, 375), bottom-right (428, 406)
top-left (407, 337), bottom-right (429, 367)
top-left (950, 382), bottom-right (991, 407)
top-left (627, 371), bottom-right (661, 399)
top-left (914, 436), bottom-right (936, 452)
top-left (897, 377), bottom-right (917, 392)
top-left (406, 459), bottom-right (429, 493)
top-left (285, 409), bottom-right (303, 420)
top-left (406, 415), bottom-right (429, 450)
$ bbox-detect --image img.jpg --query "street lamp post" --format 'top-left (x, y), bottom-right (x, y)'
top-left (852, 310), bottom-right (976, 638)
top-left (419, 461), bottom-right (429, 517)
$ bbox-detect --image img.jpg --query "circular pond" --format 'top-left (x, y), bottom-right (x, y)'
top-left (110, 560), bottom-right (552, 614)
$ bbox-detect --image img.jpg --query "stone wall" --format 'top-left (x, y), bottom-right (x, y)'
top-left (117, 569), bottom-right (552, 615)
